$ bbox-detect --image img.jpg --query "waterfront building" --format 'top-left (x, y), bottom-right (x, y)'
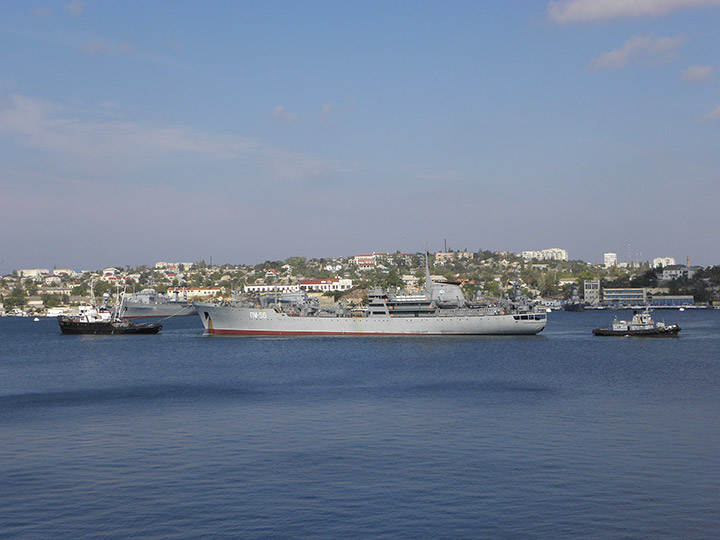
top-left (584, 279), bottom-right (601, 306)
top-left (651, 295), bottom-right (694, 307)
top-left (602, 288), bottom-right (650, 306)
top-left (604, 253), bottom-right (617, 268)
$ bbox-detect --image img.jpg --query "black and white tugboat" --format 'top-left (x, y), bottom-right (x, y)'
top-left (592, 308), bottom-right (680, 337)
top-left (58, 288), bottom-right (162, 335)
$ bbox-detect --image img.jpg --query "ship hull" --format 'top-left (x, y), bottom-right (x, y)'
top-left (195, 304), bottom-right (546, 336)
top-left (592, 325), bottom-right (680, 337)
top-left (120, 303), bottom-right (196, 319)
top-left (58, 317), bottom-right (162, 335)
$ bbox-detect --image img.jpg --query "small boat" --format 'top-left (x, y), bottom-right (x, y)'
top-left (592, 308), bottom-right (680, 337)
top-left (58, 287), bottom-right (162, 335)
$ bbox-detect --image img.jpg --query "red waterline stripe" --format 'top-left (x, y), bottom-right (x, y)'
top-left (206, 329), bottom-right (543, 336)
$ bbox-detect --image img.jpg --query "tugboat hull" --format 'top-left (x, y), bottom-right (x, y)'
top-left (58, 316), bottom-right (162, 335)
top-left (592, 325), bottom-right (680, 337)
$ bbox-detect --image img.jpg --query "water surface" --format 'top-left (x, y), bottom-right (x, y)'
top-left (1, 310), bottom-right (719, 538)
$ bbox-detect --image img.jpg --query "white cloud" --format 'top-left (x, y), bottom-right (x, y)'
top-left (415, 171), bottom-right (464, 182)
top-left (548, 0), bottom-right (720, 23)
top-left (0, 94), bottom-right (338, 183)
top-left (66, 0), bottom-right (84, 16)
top-left (83, 39), bottom-right (135, 56)
top-left (708, 105), bottom-right (720, 119)
top-left (682, 65), bottom-right (714, 81)
top-left (272, 105), bottom-right (298, 124)
top-left (0, 93), bottom-right (253, 158)
top-left (319, 104), bottom-right (335, 122)
top-left (31, 7), bottom-right (52, 17)
top-left (589, 34), bottom-right (685, 69)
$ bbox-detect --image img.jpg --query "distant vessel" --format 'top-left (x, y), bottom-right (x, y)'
top-left (58, 289), bottom-right (162, 335)
top-left (563, 287), bottom-right (585, 312)
top-left (120, 288), bottom-right (195, 319)
top-left (592, 309), bottom-right (680, 337)
top-left (195, 255), bottom-right (547, 336)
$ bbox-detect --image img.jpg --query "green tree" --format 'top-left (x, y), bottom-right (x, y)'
top-left (3, 287), bottom-right (27, 310)
top-left (41, 293), bottom-right (60, 308)
top-left (484, 281), bottom-right (501, 297)
top-left (71, 284), bottom-right (88, 296)
top-left (381, 269), bottom-right (404, 290)
top-left (462, 282), bottom-right (476, 300)
top-left (92, 281), bottom-right (113, 296)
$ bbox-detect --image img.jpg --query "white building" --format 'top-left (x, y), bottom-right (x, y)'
top-left (18, 269), bottom-right (50, 278)
top-left (402, 274), bottom-right (420, 291)
top-left (353, 253), bottom-right (387, 270)
top-left (155, 261), bottom-right (194, 270)
top-left (299, 278), bottom-right (353, 292)
top-left (435, 251), bottom-right (474, 263)
top-left (653, 257), bottom-right (675, 268)
top-left (604, 252), bottom-right (617, 267)
top-left (584, 279), bottom-right (601, 306)
top-left (521, 248), bottom-right (568, 261)
top-left (244, 284), bottom-right (300, 294)
top-left (661, 265), bottom-right (698, 281)
top-left (184, 287), bottom-right (224, 299)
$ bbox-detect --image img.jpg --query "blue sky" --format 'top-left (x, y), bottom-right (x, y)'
top-left (2, 0), bottom-right (719, 271)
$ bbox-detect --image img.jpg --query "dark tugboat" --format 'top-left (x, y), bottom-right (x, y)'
top-left (58, 289), bottom-right (162, 335)
top-left (592, 308), bottom-right (680, 337)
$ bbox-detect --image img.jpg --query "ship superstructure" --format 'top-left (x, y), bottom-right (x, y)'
top-left (120, 288), bottom-right (195, 318)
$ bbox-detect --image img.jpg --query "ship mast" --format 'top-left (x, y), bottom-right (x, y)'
top-left (424, 249), bottom-right (433, 293)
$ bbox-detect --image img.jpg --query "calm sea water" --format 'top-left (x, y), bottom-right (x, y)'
top-left (1, 310), bottom-right (719, 539)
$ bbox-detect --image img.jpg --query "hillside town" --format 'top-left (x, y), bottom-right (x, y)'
top-left (2, 248), bottom-right (719, 317)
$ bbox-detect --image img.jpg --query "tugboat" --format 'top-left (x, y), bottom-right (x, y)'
top-left (58, 288), bottom-right (162, 335)
top-left (592, 308), bottom-right (680, 337)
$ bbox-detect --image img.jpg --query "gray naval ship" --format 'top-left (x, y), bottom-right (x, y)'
top-left (194, 257), bottom-right (547, 336)
top-left (120, 288), bottom-right (196, 319)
